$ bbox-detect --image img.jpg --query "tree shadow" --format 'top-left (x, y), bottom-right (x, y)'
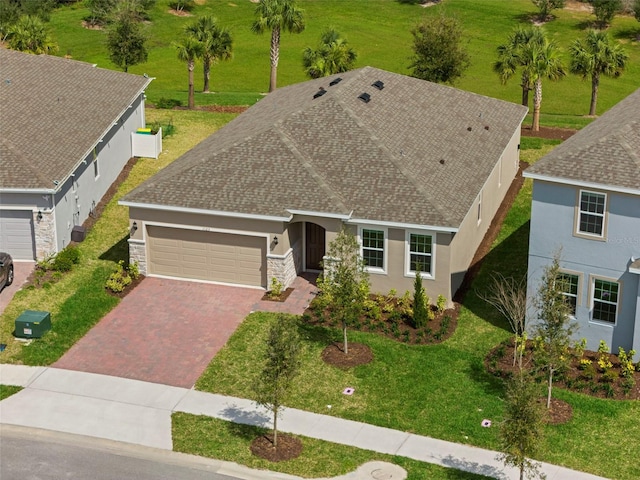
top-left (298, 320), bottom-right (339, 348)
top-left (225, 419), bottom-right (265, 442)
top-left (612, 26), bottom-right (640, 42)
top-left (98, 234), bottom-right (129, 264)
top-left (467, 356), bottom-right (506, 397)
top-left (441, 454), bottom-right (507, 480)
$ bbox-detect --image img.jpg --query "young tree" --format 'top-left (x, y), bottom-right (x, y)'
top-left (85, 0), bottom-right (118, 27)
top-left (479, 273), bottom-right (528, 367)
top-left (107, 3), bottom-right (148, 72)
top-left (569, 30), bottom-right (628, 116)
top-left (532, 256), bottom-right (577, 408)
top-left (302, 28), bottom-right (357, 79)
top-left (185, 16), bottom-right (233, 93)
top-left (413, 268), bottom-right (428, 329)
top-left (590, 0), bottom-right (622, 28)
top-left (319, 227), bottom-right (369, 355)
top-left (253, 315), bottom-right (302, 449)
top-left (252, 0), bottom-right (305, 93)
top-left (495, 26), bottom-right (565, 131)
top-left (173, 36), bottom-right (204, 109)
top-left (409, 13), bottom-right (470, 84)
top-left (6, 15), bottom-right (57, 54)
top-left (499, 372), bottom-right (546, 480)
top-left (635, 0), bottom-right (640, 22)
top-left (532, 0), bottom-right (565, 22)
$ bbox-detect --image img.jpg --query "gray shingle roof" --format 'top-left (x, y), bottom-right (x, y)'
top-left (0, 49), bottom-right (151, 190)
top-left (123, 67), bottom-right (526, 229)
top-left (526, 87), bottom-right (640, 194)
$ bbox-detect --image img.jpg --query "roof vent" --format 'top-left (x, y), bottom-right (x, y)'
top-left (372, 80), bottom-right (384, 90)
top-left (329, 77), bottom-right (342, 86)
top-left (467, 126), bottom-right (472, 131)
top-left (439, 159), bottom-right (445, 165)
top-left (484, 125), bottom-right (490, 131)
top-left (358, 93), bottom-right (371, 103)
top-left (313, 87), bottom-right (327, 99)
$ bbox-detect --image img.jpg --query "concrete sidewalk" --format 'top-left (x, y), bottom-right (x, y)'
top-left (0, 365), bottom-right (608, 480)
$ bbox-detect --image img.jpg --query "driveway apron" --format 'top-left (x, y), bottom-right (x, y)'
top-left (54, 277), bottom-right (263, 388)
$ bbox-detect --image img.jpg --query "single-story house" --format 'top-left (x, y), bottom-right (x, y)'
top-left (121, 67), bottom-right (527, 302)
top-left (525, 87), bottom-right (640, 352)
top-left (0, 48), bottom-right (152, 261)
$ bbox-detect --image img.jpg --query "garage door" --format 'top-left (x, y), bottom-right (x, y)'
top-left (0, 210), bottom-right (35, 260)
top-left (147, 226), bottom-right (266, 287)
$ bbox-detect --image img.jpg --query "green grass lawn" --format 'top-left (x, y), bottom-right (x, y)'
top-left (172, 413), bottom-right (494, 480)
top-left (0, 109), bottom-right (233, 364)
top-left (47, 0), bottom-right (640, 126)
top-left (0, 385), bottom-right (21, 400)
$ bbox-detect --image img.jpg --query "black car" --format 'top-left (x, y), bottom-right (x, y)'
top-left (0, 252), bottom-right (14, 292)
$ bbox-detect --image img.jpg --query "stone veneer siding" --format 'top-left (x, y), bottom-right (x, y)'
top-left (128, 240), bottom-right (147, 275)
top-left (34, 211), bottom-right (56, 260)
top-left (267, 245), bottom-right (300, 289)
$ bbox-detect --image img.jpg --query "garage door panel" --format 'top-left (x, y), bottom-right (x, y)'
top-left (0, 210), bottom-right (35, 260)
top-left (147, 226), bottom-right (265, 287)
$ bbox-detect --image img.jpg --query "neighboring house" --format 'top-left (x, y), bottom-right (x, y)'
top-left (0, 49), bottom-right (152, 261)
top-left (525, 87), bottom-right (640, 352)
top-left (121, 67), bottom-right (527, 303)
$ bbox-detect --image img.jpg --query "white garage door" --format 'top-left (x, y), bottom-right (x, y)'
top-left (147, 226), bottom-right (266, 287)
top-left (0, 210), bottom-right (35, 260)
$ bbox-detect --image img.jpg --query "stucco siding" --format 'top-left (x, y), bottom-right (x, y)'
top-left (528, 180), bottom-right (640, 351)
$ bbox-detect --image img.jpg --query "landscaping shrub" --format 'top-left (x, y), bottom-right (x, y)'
top-left (169, 0), bottom-right (195, 12)
top-left (52, 245), bottom-right (80, 272)
top-left (105, 260), bottom-right (139, 293)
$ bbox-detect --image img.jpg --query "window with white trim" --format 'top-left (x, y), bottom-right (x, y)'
top-left (558, 272), bottom-right (579, 316)
top-left (361, 229), bottom-right (384, 270)
top-left (93, 148), bottom-right (99, 179)
top-left (591, 278), bottom-right (619, 324)
top-left (408, 232), bottom-right (433, 276)
top-left (578, 190), bottom-right (605, 237)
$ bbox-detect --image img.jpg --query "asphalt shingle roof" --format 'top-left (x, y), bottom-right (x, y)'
top-left (526, 87), bottom-right (640, 193)
top-left (0, 49), bottom-right (151, 190)
top-left (123, 67), bottom-right (527, 229)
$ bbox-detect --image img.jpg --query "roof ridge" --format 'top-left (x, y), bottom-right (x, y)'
top-left (334, 96), bottom-right (454, 225)
top-left (276, 124), bottom-right (349, 214)
top-left (0, 138), bottom-right (52, 187)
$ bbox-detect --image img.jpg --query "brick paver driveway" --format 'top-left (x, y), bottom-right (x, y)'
top-left (54, 277), bottom-right (264, 388)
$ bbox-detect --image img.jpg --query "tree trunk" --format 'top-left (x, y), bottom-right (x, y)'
top-left (342, 321), bottom-right (348, 355)
top-left (521, 86), bottom-right (529, 108)
top-left (532, 78), bottom-right (542, 132)
top-left (589, 74), bottom-right (599, 116)
top-left (273, 407), bottom-right (278, 448)
top-left (520, 462), bottom-right (525, 480)
top-left (269, 25), bottom-right (280, 92)
top-left (203, 56), bottom-right (211, 93)
top-left (188, 61), bottom-right (195, 109)
top-left (547, 368), bottom-right (553, 409)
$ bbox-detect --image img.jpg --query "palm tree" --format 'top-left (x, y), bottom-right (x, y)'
top-left (185, 16), bottom-right (233, 93)
top-left (302, 28), bottom-right (357, 79)
top-left (570, 30), bottom-right (628, 116)
top-left (7, 15), bottom-right (57, 54)
top-left (251, 0), bottom-right (305, 92)
top-left (173, 37), bottom-right (204, 109)
top-left (494, 27), bottom-right (565, 131)
top-left (494, 26), bottom-right (545, 107)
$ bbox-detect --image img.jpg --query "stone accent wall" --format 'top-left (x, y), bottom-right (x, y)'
top-left (267, 247), bottom-right (297, 289)
top-left (128, 240), bottom-right (147, 275)
top-left (34, 211), bottom-right (56, 260)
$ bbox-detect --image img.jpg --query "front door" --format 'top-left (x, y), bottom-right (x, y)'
top-left (305, 223), bottom-right (325, 271)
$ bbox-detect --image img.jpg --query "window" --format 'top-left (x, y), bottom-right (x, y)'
top-left (408, 233), bottom-right (433, 276)
top-left (577, 190), bottom-right (606, 237)
top-left (558, 272), bottom-right (579, 316)
top-left (93, 148), bottom-right (99, 179)
top-left (591, 278), bottom-right (619, 324)
top-left (477, 191), bottom-right (482, 224)
top-left (361, 229), bottom-right (384, 270)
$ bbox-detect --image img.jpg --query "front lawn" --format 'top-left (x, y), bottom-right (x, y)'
top-left (193, 139), bottom-right (639, 480)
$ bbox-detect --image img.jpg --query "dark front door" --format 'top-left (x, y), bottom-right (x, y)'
top-left (305, 222), bottom-right (326, 271)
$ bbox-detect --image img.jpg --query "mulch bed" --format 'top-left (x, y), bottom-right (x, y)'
top-left (542, 397), bottom-right (573, 425)
top-left (105, 274), bottom-right (145, 299)
top-left (250, 433), bottom-right (303, 462)
top-left (521, 125), bottom-right (577, 141)
top-left (260, 288), bottom-right (294, 303)
top-left (486, 340), bottom-right (640, 401)
top-left (149, 104), bottom-right (249, 114)
top-left (321, 342), bottom-right (374, 369)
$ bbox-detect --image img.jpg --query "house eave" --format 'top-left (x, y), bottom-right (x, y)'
top-left (347, 218), bottom-right (458, 233)
top-left (286, 209), bottom-right (353, 220)
top-left (0, 188), bottom-right (56, 195)
top-left (524, 172), bottom-right (640, 197)
top-left (119, 200), bottom-right (292, 223)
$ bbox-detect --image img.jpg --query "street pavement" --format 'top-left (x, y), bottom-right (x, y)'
top-left (0, 365), bottom-right (608, 480)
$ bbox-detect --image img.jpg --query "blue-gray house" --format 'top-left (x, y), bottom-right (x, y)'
top-left (525, 87), bottom-right (640, 352)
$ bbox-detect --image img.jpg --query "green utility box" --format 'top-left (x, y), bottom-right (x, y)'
top-left (14, 310), bottom-right (51, 339)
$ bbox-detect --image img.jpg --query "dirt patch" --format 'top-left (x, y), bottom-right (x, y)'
top-left (321, 342), bottom-right (374, 369)
top-left (261, 288), bottom-right (294, 303)
top-left (521, 125), bottom-right (578, 141)
top-left (541, 397), bottom-right (573, 424)
top-left (565, 0), bottom-right (592, 12)
top-left (167, 9), bottom-right (193, 17)
top-left (81, 21), bottom-right (104, 30)
top-left (250, 434), bottom-right (303, 462)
